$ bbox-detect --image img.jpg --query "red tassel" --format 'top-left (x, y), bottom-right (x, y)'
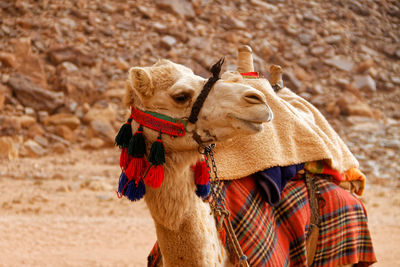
top-left (120, 147), bottom-right (132, 170)
top-left (125, 157), bottom-right (148, 181)
top-left (192, 160), bottom-right (210, 185)
top-left (145, 165), bottom-right (164, 188)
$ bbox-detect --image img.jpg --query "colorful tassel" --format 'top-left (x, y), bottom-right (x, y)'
top-left (128, 126), bottom-right (146, 157)
top-left (125, 179), bottom-right (146, 201)
top-left (148, 135), bottom-right (165, 165)
top-left (145, 134), bottom-right (165, 188)
top-left (117, 171), bottom-right (129, 196)
top-left (145, 165), bottom-right (165, 188)
top-left (115, 117), bottom-right (133, 148)
top-left (192, 159), bottom-right (211, 198)
top-left (119, 147), bottom-right (132, 170)
top-left (125, 157), bottom-right (148, 181)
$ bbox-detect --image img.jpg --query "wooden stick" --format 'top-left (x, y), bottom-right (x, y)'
top-left (237, 45), bottom-right (254, 73)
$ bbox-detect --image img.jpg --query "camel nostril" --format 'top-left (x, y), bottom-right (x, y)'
top-left (243, 91), bottom-right (265, 104)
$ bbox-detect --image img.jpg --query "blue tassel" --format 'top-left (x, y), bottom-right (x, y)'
top-left (125, 179), bottom-right (146, 201)
top-left (118, 172), bottom-right (129, 195)
top-left (195, 183), bottom-right (210, 199)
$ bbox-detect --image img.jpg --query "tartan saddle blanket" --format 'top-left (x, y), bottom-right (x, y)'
top-left (148, 174), bottom-right (376, 266)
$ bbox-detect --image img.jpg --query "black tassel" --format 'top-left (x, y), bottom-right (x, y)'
top-left (128, 126), bottom-right (146, 157)
top-left (115, 118), bottom-right (133, 148)
top-left (148, 135), bottom-right (165, 165)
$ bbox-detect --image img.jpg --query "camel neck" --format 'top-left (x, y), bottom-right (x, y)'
top-left (144, 149), bottom-right (230, 266)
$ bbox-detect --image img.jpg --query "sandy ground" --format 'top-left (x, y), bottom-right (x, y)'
top-left (0, 148), bottom-right (399, 266)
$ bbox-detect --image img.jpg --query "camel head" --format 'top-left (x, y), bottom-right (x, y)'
top-left (125, 59), bottom-right (273, 151)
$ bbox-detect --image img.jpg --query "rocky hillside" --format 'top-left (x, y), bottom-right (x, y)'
top-left (0, 0), bottom-right (399, 185)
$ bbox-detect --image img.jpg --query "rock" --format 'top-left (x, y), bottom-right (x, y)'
top-left (298, 33), bottom-right (313, 45)
top-left (294, 67), bottom-right (313, 81)
top-left (155, 0), bottom-right (195, 19)
top-left (83, 106), bottom-right (117, 124)
top-left (17, 115), bottom-right (36, 128)
top-left (89, 120), bottom-right (115, 144)
top-left (54, 125), bottom-right (77, 141)
top-left (50, 142), bottom-right (69, 154)
top-left (59, 61), bottom-right (79, 72)
top-left (222, 16), bottom-right (247, 30)
top-left (13, 37), bottom-right (48, 88)
top-left (8, 73), bottom-right (64, 112)
top-left (26, 124), bottom-right (45, 139)
top-left (0, 116), bottom-right (21, 135)
top-left (33, 135), bottom-right (49, 148)
top-left (355, 58), bottom-right (374, 73)
top-left (160, 35), bottom-right (177, 50)
top-left (390, 76), bottom-right (400, 85)
top-left (37, 111), bottom-right (49, 122)
top-left (104, 88), bottom-right (125, 100)
top-left (310, 46), bottom-right (326, 56)
top-left (324, 35), bottom-right (342, 44)
top-left (0, 52), bottom-right (18, 67)
top-left (22, 140), bottom-right (47, 157)
top-left (283, 71), bottom-right (302, 90)
top-left (303, 10), bottom-right (321, 22)
top-left (323, 57), bottom-right (355, 72)
top-left (24, 107), bottom-right (35, 116)
top-left (348, 0), bottom-right (370, 16)
top-left (0, 136), bottom-right (22, 159)
top-left (336, 92), bottom-right (374, 117)
top-left (353, 75), bottom-right (376, 91)
top-left (0, 84), bottom-right (6, 110)
top-left (43, 113), bottom-right (80, 130)
top-left (114, 57), bottom-right (129, 71)
top-left (82, 138), bottom-right (105, 149)
top-left (250, 0), bottom-right (278, 12)
top-left (47, 46), bottom-right (95, 66)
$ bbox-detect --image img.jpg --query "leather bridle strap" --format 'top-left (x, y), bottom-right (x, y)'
top-left (188, 58), bottom-right (224, 124)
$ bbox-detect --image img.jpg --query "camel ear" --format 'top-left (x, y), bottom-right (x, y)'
top-left (128, 67), bottom-right (154, 97)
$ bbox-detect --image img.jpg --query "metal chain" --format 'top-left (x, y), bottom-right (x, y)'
top-left (200, 144), bottom-right (249, 267)
top-left (202, 144), bottom-right (224, 207)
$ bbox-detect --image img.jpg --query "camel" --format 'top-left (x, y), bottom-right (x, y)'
top-left (116, 47), bottom-right (375, 266)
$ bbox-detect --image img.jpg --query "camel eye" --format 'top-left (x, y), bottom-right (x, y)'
top-left (172, 92), bottom-right (192, 104)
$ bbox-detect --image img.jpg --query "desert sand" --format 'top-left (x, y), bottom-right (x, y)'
top-left (0, 148), bottom-right (399, 266)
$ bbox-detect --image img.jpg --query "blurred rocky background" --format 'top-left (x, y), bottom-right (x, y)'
top-left (0, 0), bottom-right (399, 186)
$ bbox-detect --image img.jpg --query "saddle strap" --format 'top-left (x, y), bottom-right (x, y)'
top-left (305, 172), bottom-right (323, 266)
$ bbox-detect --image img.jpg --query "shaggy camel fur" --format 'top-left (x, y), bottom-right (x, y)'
top-left (125, 59), bottom-right (271, 266)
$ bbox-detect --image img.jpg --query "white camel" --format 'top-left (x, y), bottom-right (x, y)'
top-left (117, 48), bottom-right (375, 266)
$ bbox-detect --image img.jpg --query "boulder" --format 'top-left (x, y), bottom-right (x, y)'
top-left (0, 84), bottom-right (6, 110)
top-left (47, 46), bottom-right (95, 66)
top-left (353, 75), bottom-right (376, 92)
top-left (323, 57), bottom-right (354, 72)
top-left (82, 138), bottom-right (105, 150)
top-left (155, 0), bottom-right (195, 19)
top-left (89, 119), bottom-right (115, 144)
top-left (0, 136), bottom-right (22, 159)
top-left (83, 105), bottom-right (117, 124)
top-left (160, 35), bottom-right (177, 50)
top-left (8, 73), bottom-right (64, 112)
top-left (336, 92), bottom-right (374, 117)
top-left (17, 115), bottom-right (36, 128)
top-left (0, 52), bottom-right (18, 68)
top-left (13, 37), bottom-right (48, 88)
top-left (21, 139), bottom-right (47, 157)
top-left (54, 125), bottom-right (77, 141)
top-left (43, 113), bottom-right (81, 130)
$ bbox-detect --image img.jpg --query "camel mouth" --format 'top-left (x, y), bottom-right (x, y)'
top-left (232, 116), bottom-right (265, 132)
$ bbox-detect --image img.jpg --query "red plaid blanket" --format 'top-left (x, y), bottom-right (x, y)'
top-left (148, 175), bottom-right (376, 266)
